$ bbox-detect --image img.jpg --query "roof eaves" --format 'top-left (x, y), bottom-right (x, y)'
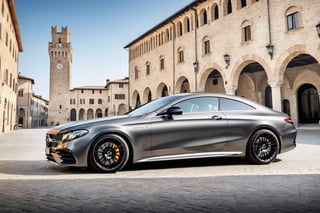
top-left (124, 0), bottom-right (205, 49)
top-left (8, 0), bottom-right (23, 51)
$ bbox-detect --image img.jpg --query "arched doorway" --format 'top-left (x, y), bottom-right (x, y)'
top-left (19, 117), bottom-right (24, 127)
top-left (282, 99), bottom-right (290, 116)
top-left (204, 70), bottom-right (225, 93)
top-left (118, 104), bottom-right (127, 115)
top-left (265, 86), bottom-right (272, 108)
top-left (237, 61), bottom-right (268, 104)
top-left (135, 94), bottom-right (141, 108)
top-left (96, 109), bottom-right (103, 118)
top-left (161, 86), bottom-right (168, 97)
top-left (143, 88), bottom-right (152, 103)
top-left (180, 79), bottom-right (190, 93)
top-left (79, 109), bottom-right (85, 120)
top-left (70, 109), bottom-right (77, 121)
top-left (87, 109), bottom-right (94, 120)
top-left (298, 84), bottom-right (320, 124)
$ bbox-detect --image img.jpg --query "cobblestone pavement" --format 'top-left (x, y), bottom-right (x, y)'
top-left (0, 128), bottom-right (319, 212)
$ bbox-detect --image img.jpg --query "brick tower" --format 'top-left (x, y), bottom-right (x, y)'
top-left (48, 26), bottom-right (73, 126)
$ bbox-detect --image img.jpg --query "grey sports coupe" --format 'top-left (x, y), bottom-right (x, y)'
top-left (46, 93), bottom-right (296, 173)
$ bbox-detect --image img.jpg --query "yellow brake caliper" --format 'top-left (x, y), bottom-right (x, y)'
top-left (112, 143), bottom-right (121, 163)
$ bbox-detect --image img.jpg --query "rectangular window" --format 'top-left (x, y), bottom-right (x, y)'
top-left (160, 58), bottom-right (164, 70)
top-left (18, 90), bottom-right (23, 97)
top-left (146, 64), bottom-right (150, 75)
top-left (98, 99), bottom-right (102, 104)
top-left (70, 99), bottom-right (76, 104)
top-left (5, 31), bottom-right (8, 46)
top-left (241, 0), bottom-right (247, 8)
top-left (135, 68), bottom-right (139, 79)
top-left (287, 12), bottom-right (299, 30)
top-left (178, 51), bottom-right (184, 63)
top-left (204, 40), bottom-right (210, 54)
top-left (115, 94), bottom-right (125, 100)
top-left (119, 83), bottom-right (124, 88)
top-left (9, 73), bottom-right (12, 88)
top-left (89, 99), bottom-right (94, 104)
top-left (213, 79), bottom-right (218, 85)
top-left (244, 26), bottom-right (251, 41)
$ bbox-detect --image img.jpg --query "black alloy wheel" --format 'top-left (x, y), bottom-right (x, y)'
top-left (247, 129), bottom-right (279, 164)
top-left (89, 134), bottom-right (129, 173)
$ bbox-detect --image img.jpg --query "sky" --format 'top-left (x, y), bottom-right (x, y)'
top-left (15, 0), bottom-right (194, 100)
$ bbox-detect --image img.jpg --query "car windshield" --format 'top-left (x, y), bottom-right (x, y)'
top-left (128, 95), bottom-right (183, 116)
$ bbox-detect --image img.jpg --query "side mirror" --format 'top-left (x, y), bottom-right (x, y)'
top-left (157, 106), bottom-right (183, 116)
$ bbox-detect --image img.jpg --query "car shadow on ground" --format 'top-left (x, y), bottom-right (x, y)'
top-left (0, 156), bottom-right (283, 176)
top-left (124, 157), bottom-right (249, 172)
top-left (4, 156), bottom-right (288, 176)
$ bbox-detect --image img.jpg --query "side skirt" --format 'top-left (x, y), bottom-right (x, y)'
top-left (137, 151), bottom-right (243, 163)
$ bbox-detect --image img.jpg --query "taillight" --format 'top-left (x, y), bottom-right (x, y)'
top-left (284, 117), bottom-right (293, 124)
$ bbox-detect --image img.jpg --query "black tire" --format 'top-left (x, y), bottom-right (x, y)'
top-left (88, 134), bottom-right (129, 173)
top-left (246, 129), bottom-right (279, 164)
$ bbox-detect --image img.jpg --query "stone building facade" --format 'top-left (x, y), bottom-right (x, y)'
top-left (17, 75), bottom-right (48, 128)
top-left (0, 0), bottom-right (23, 133)
top-left (30, 93), bottom-right (48, 128)
top-left (125, 0), bottom-right (320, 125)
top-left (48, 26), bottom-right (129, 126)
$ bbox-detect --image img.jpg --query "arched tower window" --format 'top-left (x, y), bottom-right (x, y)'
top-left (184, 17), bottom-right (191, 33)
top-left (212, 4), bottom-right (219, 21)
top-left (134, 66), bottom-right (139, 79)
top-left (200, 9), bottom-right (208, 26)
top-left (177, 21), bottom-right (183, 36)
top-left (225, 0), bottom-right (233, 15)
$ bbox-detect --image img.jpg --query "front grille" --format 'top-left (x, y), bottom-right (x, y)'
top-left (46, 141), bottom-right (58, 147)
top-left (46, 133), bottom-right (60, 147)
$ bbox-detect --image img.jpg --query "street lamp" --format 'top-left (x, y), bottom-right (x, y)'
top-left (223, 54), bottom-right (230, 69)
top-left (266, 43), bottom-right (274, 59)
top-left (316, 22), bottom-right (320, 38)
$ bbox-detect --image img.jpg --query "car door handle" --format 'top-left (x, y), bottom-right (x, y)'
top-left (212, 115), bottom-right (223, 120)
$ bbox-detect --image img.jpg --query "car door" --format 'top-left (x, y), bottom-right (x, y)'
top-left (150, 97), bottom-right (228, 158)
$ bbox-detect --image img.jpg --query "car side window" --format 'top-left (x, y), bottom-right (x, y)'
top-left (174, 97), bottom-right (219, 114)
top-left (219, 98), bottom-right (254, 111)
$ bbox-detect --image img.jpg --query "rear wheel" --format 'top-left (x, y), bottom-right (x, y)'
top-left (88, 134), bottom-right (129, 173)
top-left (247, 129), bottom-right (279, 164)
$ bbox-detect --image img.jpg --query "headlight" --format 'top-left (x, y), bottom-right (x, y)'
top-left (62, 130), bottom-right (89, 142)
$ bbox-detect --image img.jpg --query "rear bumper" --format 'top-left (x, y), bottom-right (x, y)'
top-left (280, 129), bottom-right (297, 153)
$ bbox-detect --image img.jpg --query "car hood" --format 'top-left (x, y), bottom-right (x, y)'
top-left (51, 115), bottom-right (139, 132)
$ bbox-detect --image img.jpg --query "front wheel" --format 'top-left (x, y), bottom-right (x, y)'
top-left (246, 129), bottom-right (279, 164)
top-left (88, 134), bottom-right (129, 173)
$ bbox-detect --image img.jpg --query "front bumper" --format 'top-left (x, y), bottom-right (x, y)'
top-left (45, 145), bottom-right (76, 165)
top-left (46, 132), bottom-right (77, 165)
top-left (45, 129), bottom-right (92, 167)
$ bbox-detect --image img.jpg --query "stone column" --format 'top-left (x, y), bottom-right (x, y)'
top-left (269, 80), bottom-right (283, 111)
top-left (225, 84), bottom-right (237, 96)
